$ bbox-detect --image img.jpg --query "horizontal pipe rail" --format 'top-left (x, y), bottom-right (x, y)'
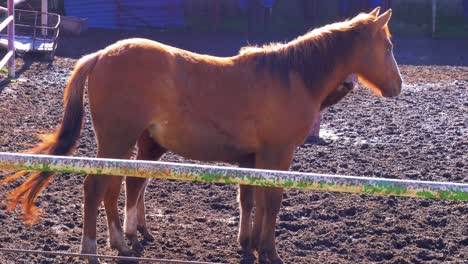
top-left (15, 23), bottom-right (59, 30)
top-left (0, 152), bottom-right (466, 201)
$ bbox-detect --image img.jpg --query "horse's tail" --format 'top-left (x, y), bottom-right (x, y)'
top-left (1, 51), bottom-right (101, 225)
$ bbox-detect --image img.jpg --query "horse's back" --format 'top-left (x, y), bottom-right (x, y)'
top-left (84, 38), bottom-right (259, 161)
top-left (85, 37), bottom-right (315, 162)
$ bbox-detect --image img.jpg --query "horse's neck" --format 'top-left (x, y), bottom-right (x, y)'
top-left (320, 69), bottom-right (351, 101)
top-left (308, 60), bottom-right (353, 104)
top-left (294, 31), bottom-right (356, 101)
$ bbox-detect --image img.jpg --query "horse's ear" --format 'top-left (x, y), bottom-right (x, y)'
top-left (372, 9), bottom-right (392, 33)
top-left (369, 6), bottom-right (380, 17)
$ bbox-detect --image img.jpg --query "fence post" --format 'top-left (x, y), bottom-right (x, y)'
top-left (42, 0), bottom-right (48, 36)
top-left (432, 0), bottom-right (436, 36)
top-left (7, 0), bottom-right (14, 78)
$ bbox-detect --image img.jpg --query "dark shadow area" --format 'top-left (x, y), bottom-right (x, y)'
top-left (56, 28), bottom-right (468, 67)
top-left (0, 56), bottom-right (35, 93)
top-left (0, 78), bottom-right (11, 93)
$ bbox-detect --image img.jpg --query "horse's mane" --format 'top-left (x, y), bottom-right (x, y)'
top-left (239, 13), bottom-right (390, 92)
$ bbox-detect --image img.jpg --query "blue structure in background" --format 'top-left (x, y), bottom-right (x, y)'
top-left (262, 0), bottom-right (277, 8)
top-left (238, 0), bottom-right (278, 11)
top-left (64, 0), bottom-right (185, 30)
top-left (369, 0), bottom-right (382, 9)
top-left (339, 0), bottom-right (365, 18)
top-left (463, 0), bottom-right (468, 18)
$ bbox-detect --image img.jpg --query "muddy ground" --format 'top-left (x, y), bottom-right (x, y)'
top-left (0, 30), bottom-right (467, 263)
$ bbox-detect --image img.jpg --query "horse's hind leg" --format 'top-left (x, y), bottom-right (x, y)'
top-left (136, 185), bottom-right (154, 240)
top-left (104, 175), bottom-right (133, 255)
top-left (125, 130), bottom-right (166, 253)
top-left (81, 130), bottom-right (142, 263)
top-left (82, 174), bottom-right (132, 263)
top-left (81, 174), bottom-right (106, 264)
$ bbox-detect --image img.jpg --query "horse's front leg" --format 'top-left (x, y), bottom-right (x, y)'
top-left (257, 187), bottom-right (284, 264)
top-left (238, 185), bottom-right (256, 260)
top-left (237, 156), bottom-right (256, 261)
top-left (308, 111), bottom-right (322, 139)
top-left (253, 146), bottom-right (295, 264)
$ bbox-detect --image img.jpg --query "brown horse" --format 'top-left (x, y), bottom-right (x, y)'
top-left (2, 7), bottom-right (401, 264)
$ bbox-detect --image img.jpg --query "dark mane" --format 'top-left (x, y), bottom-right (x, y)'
top-left (239, 13), bottom-right (383, 92)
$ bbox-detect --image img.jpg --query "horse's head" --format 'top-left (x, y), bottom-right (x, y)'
top-left (354, 7), bottom-right (402, 98)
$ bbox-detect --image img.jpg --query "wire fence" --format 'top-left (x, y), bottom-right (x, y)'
top-left (0, 247), bottom-right (226, 264)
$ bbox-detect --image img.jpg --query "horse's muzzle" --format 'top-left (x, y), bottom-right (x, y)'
top-left (383, 79), bottom-right (402, 98)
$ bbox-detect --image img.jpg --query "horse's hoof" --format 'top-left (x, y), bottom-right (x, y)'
top-left (250, 239), bottom-right (259, 252)
top-left (117, 250), bottom-right (139, 264)
top-left (238, 235), bottom-right (251, 250)
top-left (303, 136), bottom-right (328, 145)
top-left (116, 259), bottom-right (139, 264)
top-left (126, 233), bottom-right (145, 254)
top-left (138, 226), bottom-right (154, 242)
top-left (258, 251), bottom-right (284, 264)
top-left (238, 249), bottom-right (256, 264)
top-left (131, 241), bottom-right (144, 255)
top-left (87, 257), bottom-right (101, 264)
top-left (240, 252), bottom-right (257, 264)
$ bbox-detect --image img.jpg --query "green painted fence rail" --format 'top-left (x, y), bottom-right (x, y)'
top-left (0, 152), bottom-right (467, 201)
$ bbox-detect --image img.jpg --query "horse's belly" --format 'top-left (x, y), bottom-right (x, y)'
top-left (147, 122), bottom-right (256, 162)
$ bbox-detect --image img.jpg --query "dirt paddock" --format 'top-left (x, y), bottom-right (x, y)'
top-left (0, 30), bottom-right (467, 263)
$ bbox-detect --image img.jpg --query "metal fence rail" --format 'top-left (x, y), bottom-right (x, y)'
top-left (0, 247), bottom-right (225, 264)
top-left (0, 152), bottom-right (466, 201)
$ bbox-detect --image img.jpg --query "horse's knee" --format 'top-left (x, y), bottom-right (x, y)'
top-left (238, 185), bottom-right (255, 211)
top-left (126, 177), bottom-right (147, 207)
top-left (264, 187), bottom-right (283, 213)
